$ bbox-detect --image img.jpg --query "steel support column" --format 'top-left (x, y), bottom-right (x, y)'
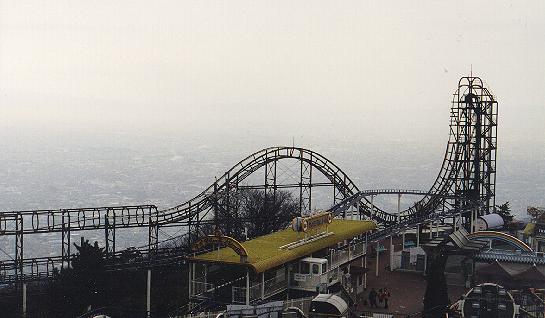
top-left (15, 214), bottom-right (23, 282)
top-left (264, 155), bottom-right (277, 202)
top-left (105, 209), bottom-right (116, 257)
top-left (333, 178), bottom-right (346, 212)
top-left (61, 209), bottom-right (71, 267)
top-left (246, 268), bottom-right (250, 305)
top-left (375, 241), bottom-right (379, 277)
top-left (148, 207), bottom-right (159, 256)
top-left (187, 201), bottom-right (193, 251)
top-left (370, 195), bottom-right (374, 221)
top-left (147, 269), bottom-right (152, 318)
top-left (299, 157), bottom-right (312, 214)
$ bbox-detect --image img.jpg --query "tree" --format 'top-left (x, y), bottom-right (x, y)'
top-left (496, 201), bottom-right (513, 223)
top-left (49, 239), bottom-right (108, 317)
top-left (237, 189), bottom-right (299, 239)
top-left (171, 189), bottom-right (299, 248)
top-left (71, 239), bottom-right (107, 307)
top-left (423, 247), bottom-right (449, 318)
top-left (198, 189), bottom-right (299, 241)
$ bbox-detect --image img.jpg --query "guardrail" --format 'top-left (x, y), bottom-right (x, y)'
top-left (231, 272), bottom-right (288, 304)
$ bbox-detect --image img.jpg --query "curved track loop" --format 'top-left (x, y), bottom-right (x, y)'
top-left (156, 149), bottom-right (432, 226)
top-left (157, 146), bottom-right (374, 223)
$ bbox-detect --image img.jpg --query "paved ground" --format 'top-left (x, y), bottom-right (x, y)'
top-left (353, 237), bottom-right (468, 316)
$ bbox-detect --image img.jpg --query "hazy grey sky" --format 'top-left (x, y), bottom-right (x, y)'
top-left (1, 1), bottom-right (544, 145)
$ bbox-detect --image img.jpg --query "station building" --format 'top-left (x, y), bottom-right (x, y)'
top-left (187, 213), bottom-right (376, 308)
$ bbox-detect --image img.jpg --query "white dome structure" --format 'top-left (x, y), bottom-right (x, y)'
top-left (475, 213), bottom-right (504, 231)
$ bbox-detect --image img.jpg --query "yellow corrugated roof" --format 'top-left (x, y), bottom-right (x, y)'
top-left (524, 222), bottom-right (535, 236)
top-left (190, 219), bottom-right (376, 273)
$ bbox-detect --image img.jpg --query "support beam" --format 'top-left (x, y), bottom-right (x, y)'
top-left (363, 248), bottom-right (367, 289)
top-left (246, 268), bottom-right (250, 305)
top-left (204, 264), bottom-right (208, 286)
top-left (147, 269), bottom-right (151, 318)
top-left (188, 262), bottom-right (192, 298)
top-left (15, 215), bottom-right (23, 282)
top-left (356, 200), bottom-right (360, 220)
top-left (375, 241), bottom-right (379, 277)
top-left (474, 209), bottom-right (477, 232)
top-left (261, 272), bottom-right (265, 300)
top-left (148, 208), bottom-right (159, 256)
top-left (299, 159), bottom-right (312, 214)
top-left (264, 159), bottom-right (277, 213)
top-left (417, 224), bottom-right (420, 247)
top-left (370, 195), bottom-right (374, 220)
top-left (398, 193), bottom-right (404, 251)
top-left (397, 193), bottom-right (401, 223)
top-left (470, 209), bottom-right (474, 233)
top-left (61, 210), bottom-right (71, 268)
top-left (105, 210), bottom-right (115, 258)
top-left (389, 235), bottom-right (393, 271)
top-left (192, 263), bottom-right (196, 295)
top-left (22, 283), bottom-right (27, 318)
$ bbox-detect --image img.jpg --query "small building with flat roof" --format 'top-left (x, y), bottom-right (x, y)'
top-left (188, 218), bottom-right (376, 308)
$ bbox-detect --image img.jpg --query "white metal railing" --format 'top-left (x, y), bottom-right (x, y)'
top-left (351, 241), bottom-right (365, 257)
top-left (328, 241), bottom-right (366, 270)
top-left (329, 267), bottom-right (339, 282)
top-left (231, 284), bottom-right (261, 303)
top-left (251, 283), bottom-right (262, 300)
top-left (231, 272), bottom-right (288, 303)
top-left (178, 311), bottom-right (224, 318)
top-left (232, 286), bottom-right (247, 304)
top-left (191, 278), bottom-right (214, 297)
top-left (264, 272), bottom-right (288, 297)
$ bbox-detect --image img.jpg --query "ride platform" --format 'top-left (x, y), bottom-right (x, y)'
top-left (190, 219), bottom-right (376, 273)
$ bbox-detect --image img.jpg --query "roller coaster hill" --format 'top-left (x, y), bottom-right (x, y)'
top-left (0, 77), bottom-right (498, 304)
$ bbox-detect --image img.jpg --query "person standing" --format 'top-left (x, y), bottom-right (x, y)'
top-left (383, 288), bottom-right (391, 309)
top-left (368, 288), bottom-right (378, 308)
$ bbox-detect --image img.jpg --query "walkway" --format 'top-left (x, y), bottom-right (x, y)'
top-left (354, 237), bottom-right (467, 316)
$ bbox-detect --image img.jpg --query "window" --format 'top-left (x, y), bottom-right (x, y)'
top-left (312, 264), bottom-right (320, 275)
top-left (322, 263), bottom-right (327, 273)
top-left (301, 262), bottom-right (310, 274)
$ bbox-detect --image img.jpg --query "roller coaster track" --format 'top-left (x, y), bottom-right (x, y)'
top-left (0, 76), bottom-right (497, 284)
top-left (392, 76), bottom-right (497, 221)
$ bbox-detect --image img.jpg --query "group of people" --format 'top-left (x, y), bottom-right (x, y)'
top-left (367, 287), bottom-right (391, 309)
